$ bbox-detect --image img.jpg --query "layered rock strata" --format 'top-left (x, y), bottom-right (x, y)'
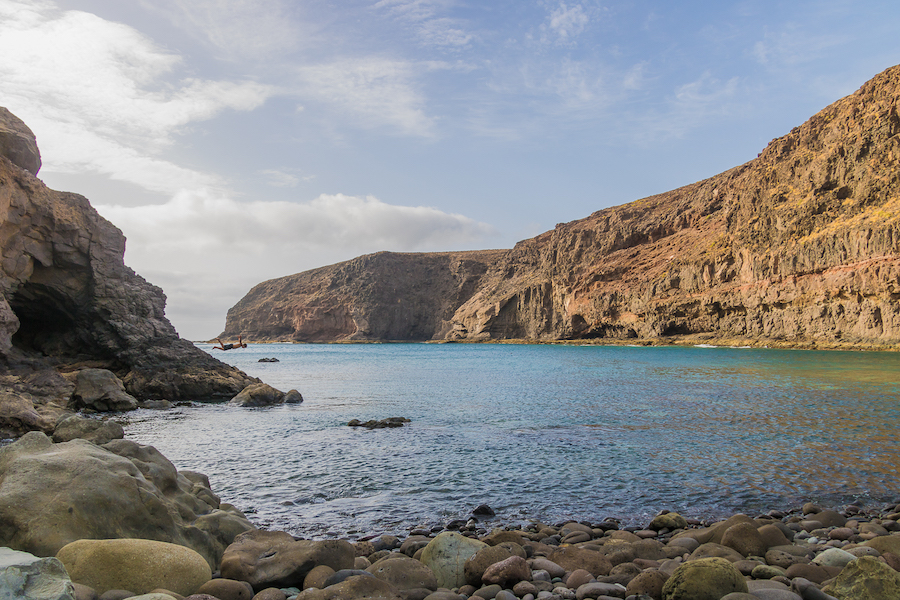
top-left (0, 107), bottom-right (258, 425)
top-left (224, 65), bottom-right (900, 348)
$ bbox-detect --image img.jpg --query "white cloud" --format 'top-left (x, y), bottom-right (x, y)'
top-left (547, 2), bottom-right (589, 41)
top-left (96, 189), bottom-right (497, 339)
top-left (296, 58), bottom-right (434, 136)
top-left (374, 0), bottom-right (473, 48)
top-left (0, 0), bottom-right (274, 193)
top-left (752, 26), bottom-right (849, 67)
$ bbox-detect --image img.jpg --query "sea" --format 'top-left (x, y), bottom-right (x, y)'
top-left (123, 343), bottom-right (900, 539)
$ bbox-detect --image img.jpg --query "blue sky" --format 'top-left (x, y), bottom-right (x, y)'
top-left (1, 0), bottom-right (898, 339)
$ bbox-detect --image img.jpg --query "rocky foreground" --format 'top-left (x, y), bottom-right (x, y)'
top-left (2, 432), bottom-right (900, 600)
top-left (223, 64), bottom-right (900, 349)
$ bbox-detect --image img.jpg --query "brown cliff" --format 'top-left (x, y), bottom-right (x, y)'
top-left (226, 64), bottom-right (900, 348)
top-left (0, 107), bottom-right (257, 436)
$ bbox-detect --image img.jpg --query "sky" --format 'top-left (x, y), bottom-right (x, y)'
top-left (1, 0), bottom-right (898, 340)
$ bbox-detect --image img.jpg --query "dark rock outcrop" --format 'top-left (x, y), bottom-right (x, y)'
top-left (0, 107), bottom-right (258, 426)
top-left (223, 64), bottom-right (900, 349)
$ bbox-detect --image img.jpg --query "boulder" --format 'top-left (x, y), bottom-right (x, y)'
top-left (464, 545), bottom-right (515, 586)
top-left (0, 547), bottom-right (74, 600)
top-left (480, 556), bottom-right (530, 586)
top-left (650, 513), bottom-right (689, 531)
top-left (812, 547), bottom-right (856, 568)
top-left (220, 530), bottom-right (354, 591)
top-left (366, 555), bottom-right (437, 591)
top-left (864, 535), bottom-right (900, 556)
top-left (546, 546), bottom-right (613, 577)
top-left (56, 538), bottom-right (211, 596)
top-left (625, 570), bottom-right (669, 599)
top-left (662, 557), bottom-right (748, 600)
top-left (71, 369), bottom-right (138, 412)
top-left (420, 531), bottom-right (488, 589)
top-left (822, 556), bottom-right (900, 599)
top-left (688, 542), bottom-right (745, 563)
top-left (195, 578), bottom-right (254, 600)
top-left (0, 106), bottom-right (41, 175)
top-left (294, 574), bottom-right (401, 600)
top-left (229, 383), bottom-right (290, 407)
top-left (721, 522), bottom-right (767, 558)
top-left (0, 432), bottom-right (253, 568)
top-left (284, 389), bottom-right (304, 404)
top-left (52, 414), bottom-right (124, 444)
top-left (0, 390), bottom-right (56, 437)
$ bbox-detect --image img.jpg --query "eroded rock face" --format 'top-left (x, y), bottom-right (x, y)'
top-left (0, 432), bottom-right (255, 568)
top-left (0, 107), bottom-right (258, 424)
top-left (223, 64), bottom-right (900, 348)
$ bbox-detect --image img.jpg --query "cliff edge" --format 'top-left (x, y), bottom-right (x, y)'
top-left (0, 107), bottom-right (257, 436)
top-left (226, 65), bottom-right (900, 348)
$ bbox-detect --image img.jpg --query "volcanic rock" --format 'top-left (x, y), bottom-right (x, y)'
top-left (223, 65), bottom-right (900, 349)
top-left (0, 105), bottom-right (259, 431)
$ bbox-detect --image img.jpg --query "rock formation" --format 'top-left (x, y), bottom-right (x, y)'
top-left (0, 106), bottom-right (258, 432)
top-left (224, 64), bottom-right (900, 348)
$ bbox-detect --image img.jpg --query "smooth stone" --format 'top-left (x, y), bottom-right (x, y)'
top-left (481, 556), bottom-right (530, 586)
top-left (303, 565), bottom-right (336, 589)
top-left (128, 595), bottom-right (179, 600)
top-left (73, 582), bottom-right (99, 600)
top-left (649, 513), bottom-right (688, 531)
top-left (99, 591), bottom-right (137, 600)
top-left (721, 522), bottom-right (767, 558)
top-left (811, 547), bottom-right (856, 568)
top-left (196, 578), bottom-right (254, 600)
top-left (473, 584), bottom-right (502, 599)
top-left (513, 581), bottom-right (539, 597)
top-left (864, 535), bottom-right (900, 556)
top-left (751, 564), bottom-right (786, 579)
top-left (252, 589), bottom-right (287, 600)
top-left (323, 569), bottom-right (375, 587)
top-left (464, 545), bottom-right (515, 586)
top-left (420, 531), bottom-right (488, 589)
top-left (531, 569), bottom-right (551, 582)
top-left (220, 530), bottom-right (354, 590)
top-left (293, 574), bottom-right (401, 600)
top-left (688, 543), bottom-right (744, 563)
top-left (661, 557), bottom-right (748, 600)
top-left (495, 591), bottom-right (517, 600)
top-left (624, 570), bottom-right (668, 598)
top-left (744, 591), bottom-right (801, 600)
top-left (565, 569), bottom-right (595, 589)
top-left (573, 581), bottom-right (625, 600)
top-left (57, 539), bottom-right (211, 596)
top-left (666, 538), bottom-right (699, 553)
top-left (530, 558), bottom-right (566, 579)
top-left (367, 554), bottom-right (437, 591)
top-left (547, 547), bottom-right (613, 577)
top-left (784, 563), bottom-right (838, 585)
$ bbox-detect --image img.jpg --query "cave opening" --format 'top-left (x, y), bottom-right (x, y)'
top-left (8, 281), bottom-right (95, 359)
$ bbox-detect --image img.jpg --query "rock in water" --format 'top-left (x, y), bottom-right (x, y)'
top-left (56, 539), bottom-right (211, 596)
top-left (0, 432), bottom-right (254, 568)
top-left (221, 65), bottom-right (900, 349)
top-left (71, 369), bottom-right (138, 412)
top-left (0, 547), bottom-right (74, 600)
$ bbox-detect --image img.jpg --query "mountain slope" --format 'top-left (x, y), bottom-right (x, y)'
top-left (224, 65), bottom-right (900, 348)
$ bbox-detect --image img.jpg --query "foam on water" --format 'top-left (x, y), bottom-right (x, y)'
top-left (123, 343), bottom-right (900, 538)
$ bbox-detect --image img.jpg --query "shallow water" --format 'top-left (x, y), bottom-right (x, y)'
top-left (123, 343), bottom-right (900, 538)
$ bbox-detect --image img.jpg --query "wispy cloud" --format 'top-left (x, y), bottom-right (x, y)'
top-left (752, 25), bottom-right (849, 67)
top-left (296, 58), bottom-right (435, 136)
top-left (0, 0), bottom-right (274, 192)
top-left (546, 2), bottom-right (589, 42)
top-left (137, 0), bottom-right (308, 60)
top-left (373, 0), bottom-right (473, 48)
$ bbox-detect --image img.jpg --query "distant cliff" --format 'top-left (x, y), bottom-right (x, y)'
top-left (223, 64), bottom-right (900, 348)
top-left (0, 107), bottom-right (257, 412)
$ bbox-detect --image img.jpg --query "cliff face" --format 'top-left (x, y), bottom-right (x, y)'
top-left (0, 108), bottom-right (257, 409)
top-left (226, 64), bottom-right (900, 348)
top-left (223, 250), bottom-right (507, 341)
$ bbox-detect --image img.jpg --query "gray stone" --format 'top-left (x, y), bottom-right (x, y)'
top-left (52, 415), bottom-right (124, 444)
top-left (420, 531), bottom-right (488, 589)
top-left (0, 547), bottom-right (75, 600)
top-left (811, 547), bottom-right (856, 568)
top-left (229, 383), bottom-right (290, 407)
top-left (72, 369), bottom-right (138, 412)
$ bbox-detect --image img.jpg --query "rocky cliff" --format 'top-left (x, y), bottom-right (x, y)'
top-left (0, 107), bottom-right (257, 436)
top-left (226, 64), bottom-right (900, 348)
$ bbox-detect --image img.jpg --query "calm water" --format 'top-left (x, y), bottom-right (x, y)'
top-left (123, 343), bottom-right (900, 539)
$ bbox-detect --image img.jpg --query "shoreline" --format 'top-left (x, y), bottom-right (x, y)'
top-left (198, 336), bottom-right (900, 352)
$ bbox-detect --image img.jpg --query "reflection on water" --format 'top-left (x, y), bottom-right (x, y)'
top-left (124, 344), bottom-right (900, 538)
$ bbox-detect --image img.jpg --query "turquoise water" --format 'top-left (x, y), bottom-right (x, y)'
top-left (123, 343), bottom-right (900, 538)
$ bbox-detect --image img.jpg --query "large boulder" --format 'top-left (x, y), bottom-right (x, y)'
top-left (0, 547), bottom-right (74, 600)
top-left (70, 369), bottom-right (138, 412)
top-left (56, 538), bottom-right (211, 596)
top-left (821, 555), bottom-right (900, 600)
top-left (0, 432), bottom-right (254, 568)
top-left (662, 557), bottom-right (748, 600)
top-left (0, 107), bottom-right (41, 175)
top-left (420, 531), bottom-right (488, 589)
top-left (220, 530), bottom-right (355, 591)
